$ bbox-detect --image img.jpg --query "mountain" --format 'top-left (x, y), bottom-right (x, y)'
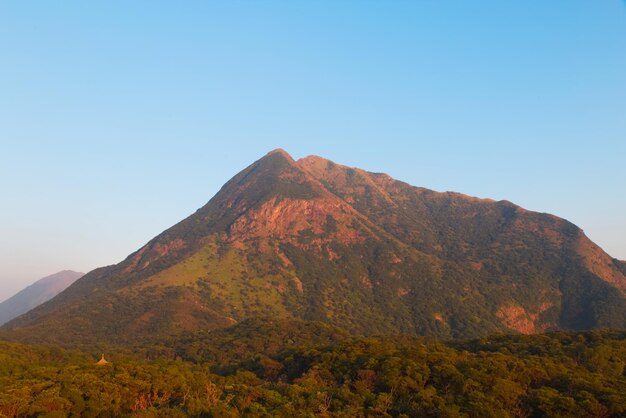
top-left (0, 270), bottom-right (84, 326)
top-left (3, 149), bottom-right (626, 345)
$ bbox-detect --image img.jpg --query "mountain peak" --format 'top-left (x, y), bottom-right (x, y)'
top-left (0, 270), bottom-right (84, 326)
top-left (38, 270), bottom-right (84, 285)
top-left (296, 154), bottom-right (331, 169)
top-left (4, 151), bottom-right (626, 344)
top-left (264, 148), bottom-right (294, 161)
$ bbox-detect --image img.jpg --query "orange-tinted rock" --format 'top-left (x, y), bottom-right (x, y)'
top-left (292, 277), bottom-right (304, 294)
top-left (228, 197), bottom-right (365, 247)
top-left (154, 239), bottom-right (185, 257)
top-left (397, 288), bottom-right (409, 297)
top-left (496, 303), bottom-right (554, 335)
top-left (576, 232), bottom-right (626, 289)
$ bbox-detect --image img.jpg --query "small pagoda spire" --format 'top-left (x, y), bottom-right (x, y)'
top-left (96, 354), bottom-right (110, 365)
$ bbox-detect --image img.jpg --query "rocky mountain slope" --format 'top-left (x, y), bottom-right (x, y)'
top-left (3, 150), bottom-right (625, 345)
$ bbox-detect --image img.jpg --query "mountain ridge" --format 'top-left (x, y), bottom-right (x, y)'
top-left (0, 270), bottom-right (84, 326)
top-left (3, 149), bottom-right (625, 345)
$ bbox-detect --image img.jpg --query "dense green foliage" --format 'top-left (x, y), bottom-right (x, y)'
top-left (3, 152), bottom-right (626, 417)
top-left (2, 326), bottom-right (626, 417)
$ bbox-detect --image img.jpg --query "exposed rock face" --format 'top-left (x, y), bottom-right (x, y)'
top-left (228, 197), bottom-right (365, 246)
top-left (496, 303), bottom-right (554, 334)
top-left (3, 150), bottom-right (626, 345)
top-left (575, 235), bottom-right (626, 289)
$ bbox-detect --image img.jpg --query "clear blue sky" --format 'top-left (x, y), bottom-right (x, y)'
top-left (1, 1), bottom-right (625, 301)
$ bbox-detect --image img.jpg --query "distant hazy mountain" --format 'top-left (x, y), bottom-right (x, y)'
top-left (0, 271), bottom-right (83, 326)
top-left (4, 150), bottom-right (626, 345)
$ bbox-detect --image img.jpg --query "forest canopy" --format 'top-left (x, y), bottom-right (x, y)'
top-left (1, 324), bottom-right (626, 417)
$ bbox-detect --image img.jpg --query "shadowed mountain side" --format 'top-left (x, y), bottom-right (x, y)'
top-left (3, 149), bottom-right (626, 346)
top-left (148, 317), bottom-right (351, 367)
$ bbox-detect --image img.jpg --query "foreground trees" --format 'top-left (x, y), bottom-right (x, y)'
top-left (1, 329), bottom-right (626, 417)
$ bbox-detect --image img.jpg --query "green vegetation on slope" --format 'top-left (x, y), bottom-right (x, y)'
top-left (4, 150), bottom-right (626, 346)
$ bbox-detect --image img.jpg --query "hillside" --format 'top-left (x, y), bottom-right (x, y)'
top-left (0, 270), bottom-right (83, 326)
top-left (3, 149), bottom-right (626, 345)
